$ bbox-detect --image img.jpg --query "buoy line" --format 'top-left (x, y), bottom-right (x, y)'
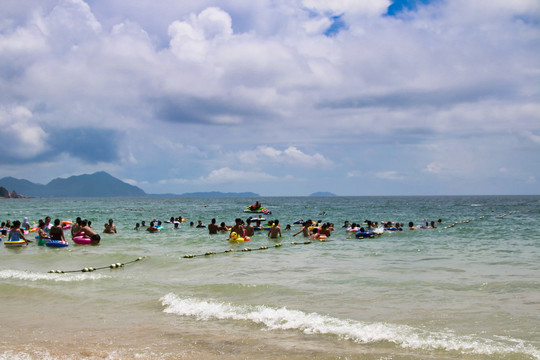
top-left (48, 256), bottom-right (147, 274)
top-left (183, 243), bottom-right (285, 258)
top-left (441, 218), bottom-right (476, 229)
top-left (442, 209), bottom-right (526, 229)
top-left (182, 240), bottom-right (318, 259)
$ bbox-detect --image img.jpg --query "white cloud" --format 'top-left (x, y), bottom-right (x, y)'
top-left (238, 146), bottom-right (332, 166)
top-left (302, 0), bottom-right (391, 16)
top-left (347, 170), bottom-right (405, 180)
top-left (0, 106), bottom-right (49, 160)
top-left (0, 0), bottom-right (538, 195)
top-left (168, 7), bottom-right (232, 61)
top-left (201, 167), bottom-right (285, 184)
top-left (36, 0), bottom-right (101, 43)
top-left (373, 171), bottom-right (405, 181)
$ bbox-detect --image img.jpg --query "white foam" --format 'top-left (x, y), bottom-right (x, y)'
top-left (0, 269), bottom-right (110, 282)
top-left (0, 350), bottom-right (55, 360)
top-left (160, 293), bottom-right (540, 359)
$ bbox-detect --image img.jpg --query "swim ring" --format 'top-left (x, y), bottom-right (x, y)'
top-left (46, 240), bottom-right (69, 248)
top-left (355, 231), bottom-right (376, 239)
top-left (4, 240), bottom-right (27, 247)
top-left (228, 232), bottom-right (250, 242)
top-left (73, 236), bottom-right (92, 245)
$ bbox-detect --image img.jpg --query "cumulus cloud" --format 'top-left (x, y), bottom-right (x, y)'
top-left (0, 0), bottom-right (538, 195)
top-left (168, 7), bottom-right (232, 61)
top-left (302, 0), bottom-right (391, 16)
top-left (0, 106), bottom-right (49, 162)
top-left (238, 146), bottom-right (332, 166)
top-left (200, 167), bottom-right (287, 184)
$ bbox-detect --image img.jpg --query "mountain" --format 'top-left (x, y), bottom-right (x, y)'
top-left (0, 172), bottom-right (146, 198)
top-left (309, 192), bottom-right (337, 196)
top-left (0, 177), bottom-right (46, 197)
top-left (0, 173), bottom-right (261, 198)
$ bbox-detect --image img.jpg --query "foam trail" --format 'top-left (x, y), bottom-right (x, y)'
top-left (160, 293), bottom-right (539, 359)
top-left (0, 269), bottom-right (109, 282)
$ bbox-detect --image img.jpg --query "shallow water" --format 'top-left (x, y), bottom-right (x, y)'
top-left (1, 196), bottom-right (539, 359)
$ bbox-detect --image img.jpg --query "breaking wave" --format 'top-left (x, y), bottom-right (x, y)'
top-left (160, 293), bottom-right (539, 359)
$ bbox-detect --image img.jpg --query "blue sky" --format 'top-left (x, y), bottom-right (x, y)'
top-left (0, 0), bottom-right (539, 196)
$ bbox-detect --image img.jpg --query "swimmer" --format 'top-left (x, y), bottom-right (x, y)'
top-left (293, 221), bottom-right (310, 237)
top-left (268, 219), bottom-right (282, 239)
top-left (208, 218), bottom-right (219, 234)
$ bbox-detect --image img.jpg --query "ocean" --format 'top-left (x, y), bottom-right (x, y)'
top-left (0, 195), bottom-right (539, 359)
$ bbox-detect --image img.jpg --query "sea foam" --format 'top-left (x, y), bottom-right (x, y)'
top-left (160, 293), bottom-right (540, 359)
top-left (0, 269), bottom-right (110, 282)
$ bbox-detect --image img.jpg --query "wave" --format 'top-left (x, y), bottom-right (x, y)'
top-left (0, 269), bottom-right (110, 282)
top-left (160, 293), bottom-right (539, 359)
top-left (0, 350), bottom-right (55, 360)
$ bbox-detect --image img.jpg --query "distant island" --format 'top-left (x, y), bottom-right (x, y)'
top-left (310, 192), bottom-right (337, 196)
top-left (0, 172), bottom-right (260, 198)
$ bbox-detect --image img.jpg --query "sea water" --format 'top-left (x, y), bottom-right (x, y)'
top-left (0, 196), bottom-right (539, 359)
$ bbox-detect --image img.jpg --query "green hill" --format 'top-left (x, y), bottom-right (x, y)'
top-left (0, 172), bottom-right (146, 198)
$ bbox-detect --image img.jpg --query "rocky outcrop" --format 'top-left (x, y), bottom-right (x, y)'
top-left (0, 186), bottom-right (9, 198)
top-left (0, 187), bottom-right (28, 198)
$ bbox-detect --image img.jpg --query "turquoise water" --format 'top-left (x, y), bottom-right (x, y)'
top-left (0, 196), bottom-right (539, 359)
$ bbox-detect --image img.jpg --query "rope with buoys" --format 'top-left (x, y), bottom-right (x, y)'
top-left (183, 243), bottom-right (285, 258)
top-left (48, 256), bottom-right (147, 274)
top-left (182, 240), bottom-right (317, 259)
top-left (442, 208), bottom-right (530, 229)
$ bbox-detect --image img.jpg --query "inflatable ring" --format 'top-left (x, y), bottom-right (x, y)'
top-left (4, 240), bottom-right (27, 247)
top-left (46, 240), bottom-right (69, 248)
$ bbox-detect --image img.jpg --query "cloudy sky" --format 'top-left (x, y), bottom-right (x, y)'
top-left (1, 0), bottom-right (539, 196)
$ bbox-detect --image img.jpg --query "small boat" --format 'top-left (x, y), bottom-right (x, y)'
top-left (243, 206), bottom-right (271, 214)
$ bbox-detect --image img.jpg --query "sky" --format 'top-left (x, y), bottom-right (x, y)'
top-left (0, 0), bottom-right (539, 196)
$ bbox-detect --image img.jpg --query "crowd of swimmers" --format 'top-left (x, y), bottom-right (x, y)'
top-left (0, 216), bottom-right (119, 245)
top-left (2, 214), bottom-right (444, 246)
top-left (343, 218), bottom-right (442, 233)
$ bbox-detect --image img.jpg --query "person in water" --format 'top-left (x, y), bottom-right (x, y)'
top-left (208, 218), bottom-right (219, 234)
top-left (146, 222), bottom-right (159, 233)
top-left (103, 219), bottom-right (117, 233)
top-left (218, 222), bottom-right (229, 231)
top-left (250, 201), bottom-right (261, 210)
top-left (310, 228), bottom-right (324, 240)
top-left (319, 223), bottom-right (331, 237)
top-left (230, 218), bottom-right (245, 237)
top-left (244, 220), bottom-right (255, 237)
top-left (36, 220), bottom-right (49, 242)
top-left (21, 217), bottom-right (30, 230)
top-left (408, 222), bottom-right (419, 230)
top-left (44, 216), bottom-right (52, 233)
top-left (268, 219), bottom-right (282, 239)
top-left (71, 217), bottom-right (82, 238)
top-left (80, 220), bottom-right (101, 244)
top-left (49, 219), bottom-right (66, 242)
top-left (8, 220), bottom-right (27, 243)
top-left (293, 221), bottom-right (310, 237)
